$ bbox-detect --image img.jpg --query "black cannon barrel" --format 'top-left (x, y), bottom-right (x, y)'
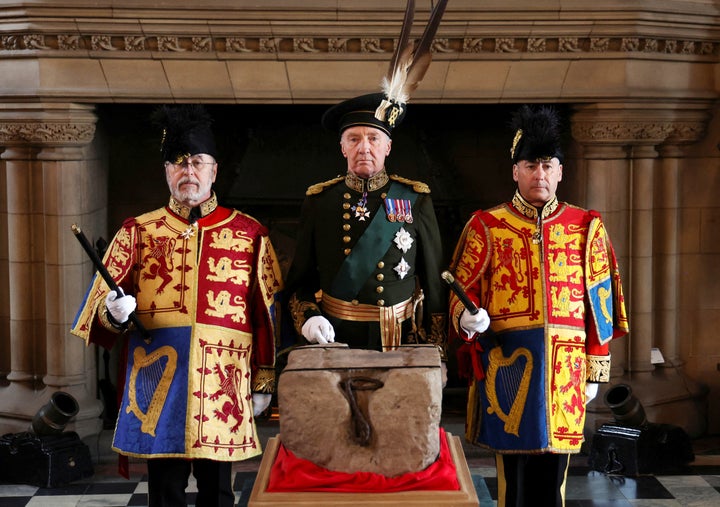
top-left (31, 391), bottom-right (79, 435)
top-left (604, 383), bottom-right (648, 428)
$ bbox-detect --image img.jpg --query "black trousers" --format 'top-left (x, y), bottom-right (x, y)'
top-left (496, 453), bottom-right (570, 507)
top-left (147, 458), bottom-right (234, 507)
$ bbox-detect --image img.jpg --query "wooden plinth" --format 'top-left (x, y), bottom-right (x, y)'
top-left (248, 432), bottom-right (479, 506)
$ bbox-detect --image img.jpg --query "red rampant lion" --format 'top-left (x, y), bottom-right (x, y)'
top-left (493, 237), bottom-right (527, 304)
top-left (208, 363), bottom-right (244, 433)
top-left (141, 234), bottom-right (176, 294)
top-left (558, 354), bottom-right (585, 424)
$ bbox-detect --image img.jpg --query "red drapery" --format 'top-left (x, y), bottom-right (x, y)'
top-left (267, 427), bottom-right (460, 493)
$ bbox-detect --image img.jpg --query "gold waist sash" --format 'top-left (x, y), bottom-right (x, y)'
top-left (321, 293), bottom-right (415, 351)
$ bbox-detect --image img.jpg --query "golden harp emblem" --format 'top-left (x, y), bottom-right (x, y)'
top-left (126, 345), bottom-right (177, 436)
top-left (485, 347), bottom-right (534, 436)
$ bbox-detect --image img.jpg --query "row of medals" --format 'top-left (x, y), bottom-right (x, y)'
top-left (349, 192), bottom-right (414, 224)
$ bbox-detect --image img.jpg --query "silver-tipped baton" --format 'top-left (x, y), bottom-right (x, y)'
top-left (441, 270), bottom-right (478, 315)
top-left (71, 224), bottom-right (152, 343)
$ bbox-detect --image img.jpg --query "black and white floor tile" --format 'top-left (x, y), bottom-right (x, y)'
top-left (1, 417), bottom-right (718, 507)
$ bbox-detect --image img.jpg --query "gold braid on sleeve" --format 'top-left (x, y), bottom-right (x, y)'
top-left (289, 293), bottom-right (321, 335)
top-left (252, 367), bottom-right (276, 394)
top-left (587, 354), bottom-right (611, 383)
top-left (98, 300), bottom-right (124, 334)
top-left (427, 313), bottom-right (448, 361)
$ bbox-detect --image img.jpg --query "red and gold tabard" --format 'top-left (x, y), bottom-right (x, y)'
top-left (449, 191), bottom-right (628, 454)
top-left (72, 198), bottom-right (282, 461)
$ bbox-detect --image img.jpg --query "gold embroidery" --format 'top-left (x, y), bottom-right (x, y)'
top-left (548, 250), bottom-right (582, 285)
top-left (587, 354), bottom-right (611, 382)
top-left (168, 193), bottom-right (218, 220)
top-left (511, 190), bottom-right (558, 220)
top-left (107, 227), bottom-right (133, 280)
top-left (510, 129), bottom-right (523, 159)
top-left (252, 368), bottom-right (276, 394)
top-left (389, 174), bottom-right (431, 194)
top-left (598, 286), bottom-right (612, 324)
top-left (126, 345), bottom-right (177, 436)
top-left (206, 256), bottom-right (251, 286)
top-left (428, 313), bottom-right (448, 361)
top-left (205, 290), bottom-right (248, 323)
top-left (306, 175), bottom-right (344, 196)
top-left (456, 227), bottom-right (484, 284)
top-left (345, 169), bottom-right (389, 192)
top-left (485, 346), bottom-right (533, 436)
top-left (209, 228), bottom-right (254, 253)
top-left (288, 293), bottom-right (321, 335)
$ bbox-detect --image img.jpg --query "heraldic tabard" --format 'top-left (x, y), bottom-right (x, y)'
top-left (71, 205), bottom-right (282, 461)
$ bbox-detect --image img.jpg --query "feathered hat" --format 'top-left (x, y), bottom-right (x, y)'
top-left (321, 0), bottom-right (448, 137)
top-left (509, 105), bottom-right (564, 164)
top-left (152, 104), bottom-right (218, 164)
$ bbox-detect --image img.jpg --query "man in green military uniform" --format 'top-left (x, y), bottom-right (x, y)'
top-left (285, 92), bottom-right (447, 358)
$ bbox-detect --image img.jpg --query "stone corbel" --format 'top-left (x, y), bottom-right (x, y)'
top-left (0, 103), bottom-right (97, 155)
top-left (571, 102), bottom-right (710, 154)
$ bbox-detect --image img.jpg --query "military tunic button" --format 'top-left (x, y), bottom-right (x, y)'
top-left (343, 236), bottom-right (351, 243)
top-left (376, 299), bottom-right (385, 306)
top-left (376, 286), bottom-right (384, 293)
top-left (343, 213), bottom-right (351, 220)
top-left (377, 261), bottom-right (385, 269)
top-left (381, 193), bottom-right (387, 199)
top-left (343, 193), bottom-right (351, 199)
top-left (376, 273), bottom-right (384, 281)
top-left (343, 224), bottom-right (351, 231)
top-left (343, 202), bottom-right (350, 210)
top-left (344, 248), bottom-right (351, 255)
top-left (351, 299), bottom-right (359, 305)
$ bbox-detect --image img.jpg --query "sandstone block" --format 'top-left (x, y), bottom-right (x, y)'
top-left (278, 344), bottom-right (443, 477)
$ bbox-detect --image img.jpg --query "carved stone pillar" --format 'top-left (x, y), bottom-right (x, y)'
top-left (0, 103), bottom-right (104, 437)
top-left (572, 103), bottom-right (710, 437)
top-left (654, 114), bottom-right (708, 366)
top-left (578, 143), bottom-right (631, 377)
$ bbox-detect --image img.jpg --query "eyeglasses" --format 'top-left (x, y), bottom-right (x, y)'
top-left (166, 157), bottom-right (215, 172)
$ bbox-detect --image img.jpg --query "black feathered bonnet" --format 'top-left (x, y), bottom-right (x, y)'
top-left (153, 104), bottom-right (218, 164)
top-left (509, 105), bottom-right (563, 164)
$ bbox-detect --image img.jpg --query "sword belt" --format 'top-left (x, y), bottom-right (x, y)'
top-left (321, 293), bottom-right (415, 351)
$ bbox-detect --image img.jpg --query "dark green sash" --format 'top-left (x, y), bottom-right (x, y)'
top-left (330, 182), bottom-right (417, 300)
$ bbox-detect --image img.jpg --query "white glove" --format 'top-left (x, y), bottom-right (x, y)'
top-left (585, 383), bottom-right (599, 405)
top-left (105, 289), bottom-right (136, 324)
top-left (301, 315), bottom-right (335, 344)
top-left (252, 393), bottom-right (272, 417)
top-left (459, 308), bottom-right (490, 337)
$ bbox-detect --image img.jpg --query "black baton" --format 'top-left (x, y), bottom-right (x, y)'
top-left (71, 224), bottom-right (151, 343)
top-left (441, 270), bottom-right (479, 315)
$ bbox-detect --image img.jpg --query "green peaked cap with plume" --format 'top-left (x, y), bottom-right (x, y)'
top-left (322, 0), bottom-right (448, 137)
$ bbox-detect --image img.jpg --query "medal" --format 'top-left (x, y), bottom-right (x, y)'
top-left (393, 227), bottom-right (414, 253)
top-left (180, 223), bottom-right (197, 239)
top-left (384, 198), bottom-right (396, 222)
top-left (394, 257), bottom-right (411, 279)
top-left (402, 199), bottom-right (413, 223)
top-left (351, 191), bottom-right (371, 221)
top-left (397, 199), bottom-right (405, 222)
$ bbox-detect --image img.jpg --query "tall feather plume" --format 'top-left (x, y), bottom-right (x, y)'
top-left (376, 0), bottom-right (448, 122)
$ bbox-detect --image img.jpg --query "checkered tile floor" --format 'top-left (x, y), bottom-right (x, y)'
top-left (1, 461), bottom-right (720, 506)
top-left (2, 417), bottom-right (719, 506)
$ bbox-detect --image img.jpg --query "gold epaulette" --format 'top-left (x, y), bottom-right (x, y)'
top-left (306, 176), bottom-right (344, 196)
top-left (389, 174), bottom-right (431, 194)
